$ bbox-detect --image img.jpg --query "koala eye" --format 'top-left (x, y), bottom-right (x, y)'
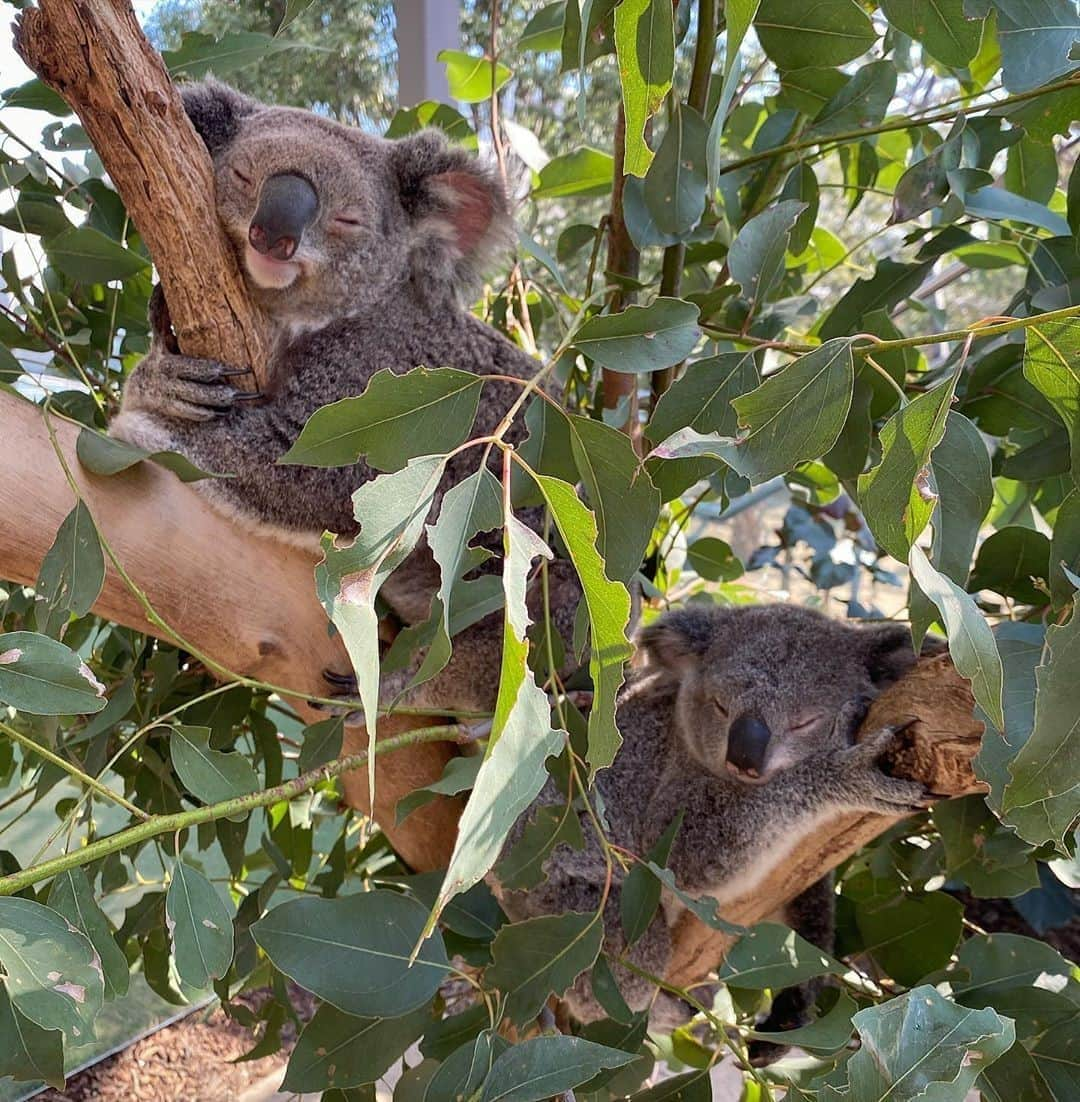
top-left (230, 166), bottom-right (253, 188)
top-left (332, 213), bottom-right (364, 229)
top-left (713, 700), bottom-right (728, 718)
top-left (790, 712), bottom-right (825, 735)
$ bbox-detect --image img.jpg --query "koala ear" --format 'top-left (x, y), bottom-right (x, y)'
top-left (637, 608), bottom-right (717, 676)
top-left (861, 623), bottom-right (932, 687)
top-left (391, 129), bottom-right (512, 300)
top-left (179, 78), bottom-right (260, 154)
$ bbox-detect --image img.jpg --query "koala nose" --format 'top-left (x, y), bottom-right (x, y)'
top-left (726, 714), bottom-right (772, 779)
top-left (248, 172), bottom-right (319, 261)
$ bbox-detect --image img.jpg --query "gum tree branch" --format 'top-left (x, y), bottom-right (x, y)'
top-left (14, 0), bottom-right (268, 386)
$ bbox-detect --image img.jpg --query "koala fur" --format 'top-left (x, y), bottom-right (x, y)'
top-left (112, 80), bottom-right (577, 711)
top-left (496, 603), bottom-right (932, 1060)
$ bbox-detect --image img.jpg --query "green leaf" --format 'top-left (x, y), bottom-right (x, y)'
top-left (992, 0), bottom-right (1080, 92)
top-left (438, 49), bottom-right (512, 103)
top-left (718, 922), bottom-right (842, 989)
top-left (76, 427), bottom-right (219, 482)
top-left (297, 715), bottom-right (345, 772)
top-left (486, 911), bottom-right (604, 1024)
top-left (520, 3), bottom-right (567, 52)
top-left (315, 454), bottom-right (446, 792)
top-left (1023, 317), bottom-right (1080, 486)
top-left (574, 297), bottom-right (700, 374)
top-left (910, 412), bottom-right (993, 644)
top-left (166, 860), bottom-right (233, 989)
top-left (933, 796), bottom-right (1039, 898)
top-left (881, 0), bottom-right (985, 66)
top-left (891, 117), bottom-right (965, 223)
top-left (614, 0), bottom-right (675, 176)
top-left (2, 78), bottom-right (72, 116)
top-left (566, 413), bottom-right (660, 585)
top-left (282, 1003), bottom-right (431, 1092)
top-left (953, 932), bottom-right (1076, 1016)
top-left (45, 226), bottom-right (149, 284)
top-left (819, 259), bottom-right (933, 341)
top-left (252, 891), bottom-right (449, 1017)
top-left (532, 475), bottom-right (633, 775)
top-left (277, 0), bottom-right (315, 32)
top-left (0, 630), bottom-right (106, 715)
top-left (687, 538), bottom-right (744, 582)
top-left (854, 888), bottom-right (964, 985)
top-left (396, 754), bottom-right (481, 825)
top-left (859, 375), bottom-right (959, 561)
top-left (964, 185), bottom-right (1072, 236)
top-left (750, 991), bottom-right (858, 1054)
top-left (642, 862), bottom-right (743, 935)
top-left (1050, 489), bottom-right (1080, 607)
top-left (809, 60), bottom-right (896, 137)
top-left (48, 869), bottom-right (129, 1001)
top-left (642, 104), bottom-right (709, 235)
top-left (909, 545), bottom-right (1004, 730)
top-left (825, 986), bottom-right (1015, 1101)
top-left (779, 162), bottom-right (820, 255)
top-left (0, 986), bottom-right (64, 1090)
top-left (533, 148), bottom-right (614, 199)
top-left (969, 526), bottom-right (1052, 604)
top-left (652, 339), bottom-right (855, 485)
top-left (424, 1031), bottom-right (507, 1102)
top-left (1005, 135), bottom-right (1059, 203)
top-left (1002, 604), bottom-right (1080, 850)
top-left (620, 813), bottom-right (681, 946)
top-left (480, 1034), bottom-right (637, 1102)
top-left (628, 1071), bottom-right (713, 1099)
top-left (973, 622), bottom-right (1044, 814)
top-left (34, 502), bottom-right (105, 638)
top-left (755, 0), bottom-right (877, 69)
top-left (776, 66), bottom-right (849, 115)
top-left (645, 351), bottom-right (760, 501)
top-left (280, 368), bottom-right (484, 471)
top-left (163, 30), bottom-right (305, 79)
top-left (495, 802), bottom-right (585, 891)
top-left (728, 200), bottom-right (806, 315)
top-left (0, 896), bottom-right (104, 1045)
top-left (171, 724), bottom-right (259, 808)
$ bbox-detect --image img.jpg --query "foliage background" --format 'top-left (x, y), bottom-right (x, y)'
top-left (0, 0), bottom-right (1078, 1098)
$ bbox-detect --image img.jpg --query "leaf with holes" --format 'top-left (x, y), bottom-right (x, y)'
top-left (166, 861), bottom-right (234, 989)
top-left (48, 869), bottom-right (129, 1001)
top-left (1023, 317), bottom-right (1080, 486)
top-left (0, 631), bottom-right (106, 715)
top-left (613, 0), bottom-right (674, 176)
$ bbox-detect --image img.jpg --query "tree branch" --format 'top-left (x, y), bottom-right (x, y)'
top-left (14, 0), bottom-right (268, 386)
top-left (0, 392), bottom-right (460, 871)
top-left (666, 653), bottom-right (985, 987)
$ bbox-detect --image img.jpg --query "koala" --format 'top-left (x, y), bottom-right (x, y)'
top-left (112, 79), bottom-right (578, 711)
top-left (495, 603), bottom-right (933, 1061)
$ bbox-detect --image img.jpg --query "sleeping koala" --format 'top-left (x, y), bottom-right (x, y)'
top-left (113, 79), bottom-right (577, 711)
top-left (495, 603), bottom-right (933, 1060)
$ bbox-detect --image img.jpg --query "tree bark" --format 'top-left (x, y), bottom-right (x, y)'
top-left (666, 654), bottom-right (985, 988)
top-left (14, 0), bottom-right (268, 387)
top-left (0, 392), bottom-right (460, 871)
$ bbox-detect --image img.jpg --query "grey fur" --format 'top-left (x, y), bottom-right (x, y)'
top-left (496, 604), bottom-right (932, 1055)
top-left (112, 80), bottom-right (571, 709)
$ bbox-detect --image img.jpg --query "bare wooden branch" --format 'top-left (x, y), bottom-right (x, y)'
top-left (14, 0), bottom-right (268, 387)
top-left (666, 655), bottom-right (984, 988)
top-left (0, 392), bottom-right (459, 871)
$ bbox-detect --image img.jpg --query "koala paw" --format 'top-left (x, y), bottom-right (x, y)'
top-left (839, 723), bottom-right (930, 815)
top-left (745, 1037), bottom-right (792, 1068)
top-left (127, 350), bottom-right (261, 422)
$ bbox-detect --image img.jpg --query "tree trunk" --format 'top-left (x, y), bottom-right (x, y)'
top-left (0, 393), bottom-right (460, 871)
top-left (14, 0), bottom-right (268, 386)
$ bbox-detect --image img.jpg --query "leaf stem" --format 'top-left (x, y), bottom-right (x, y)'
top-left (0, 719), bottom-right (149, 821)
top-left (0, 722), bottom-right (468, 896)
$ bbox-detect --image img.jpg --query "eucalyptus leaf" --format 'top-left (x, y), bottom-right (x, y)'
top-left (166, 860), bottom-right (234, 989)
top-left (574, 298), bottom-right (701, 374)
top-left (48, 868), bottom-right (129, 1001)
top-left (171, 725), bottom-right (259, 805)
top-left (613, 0), bottom-right (675, 176)
top-left (0, 630), bottom-right (107, 715)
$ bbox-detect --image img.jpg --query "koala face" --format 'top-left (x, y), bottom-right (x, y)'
top-left (638, 604), bottom-right (922, 784)
top-left (179, 80), bottom-right (510, 325)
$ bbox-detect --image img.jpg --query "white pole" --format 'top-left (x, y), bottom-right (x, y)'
top-left (394, 0), bottom-right (461, 106)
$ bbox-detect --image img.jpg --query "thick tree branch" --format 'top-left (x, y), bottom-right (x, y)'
top-left (14, 0), bottom-right (268, 386)
top-left (666, 654), bottom-right (985, 987)
top-left (0, 392), bottom-right (460, 871)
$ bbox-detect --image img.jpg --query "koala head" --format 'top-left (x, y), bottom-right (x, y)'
top-left (637, 604), bottom-right (924, 785)
top-left (179, 79), bottom-right (511, 323)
